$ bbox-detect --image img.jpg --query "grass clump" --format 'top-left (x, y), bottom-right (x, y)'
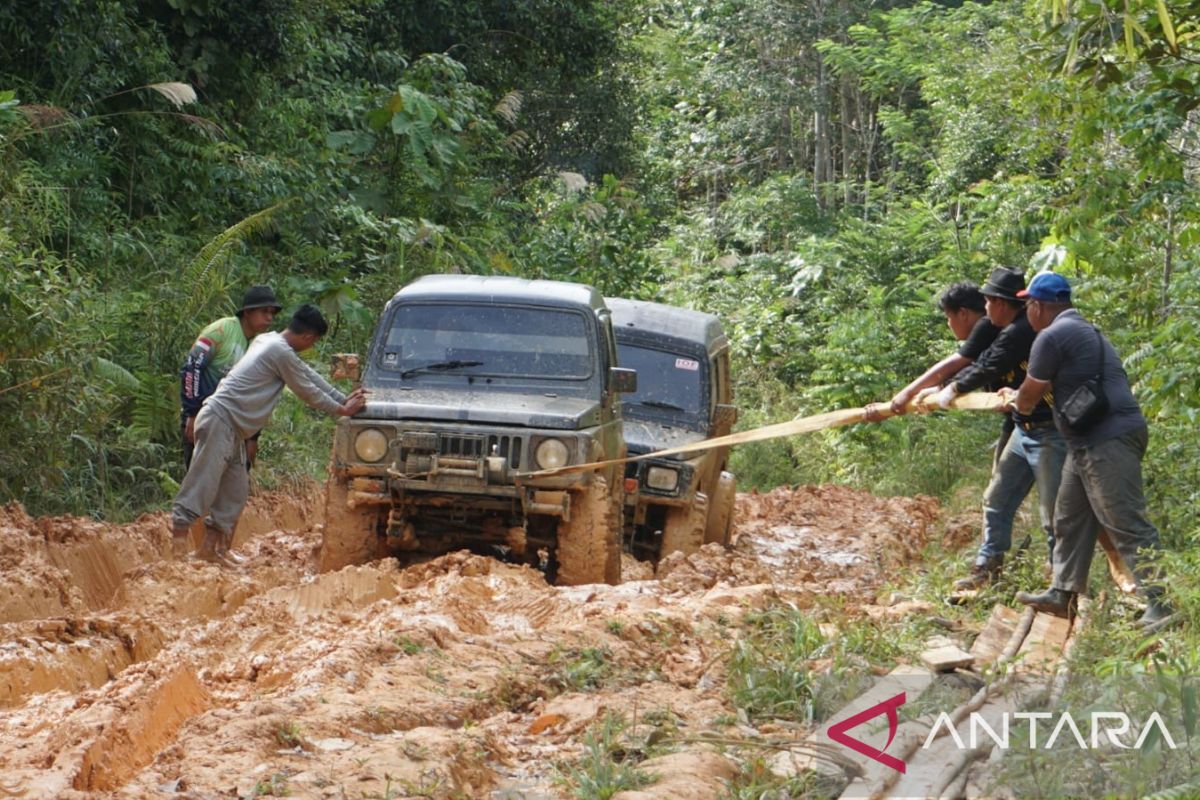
top-left (549, 646), bottom-right (615, 692)
top-left (718, 755), bottom-right (842, 800)
top-left (562, 713), bottom-right (654, 800)
top-left (273, 720), bottom-right (306, 749)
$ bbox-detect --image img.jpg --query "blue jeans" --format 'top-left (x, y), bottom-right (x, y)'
top-left (978, 424), bottom-right (1067, 562)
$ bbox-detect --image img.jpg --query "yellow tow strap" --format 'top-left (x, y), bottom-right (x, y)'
top-left (519, 391), bottom-right (1006, 478)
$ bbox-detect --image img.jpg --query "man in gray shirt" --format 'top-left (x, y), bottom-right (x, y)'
top-left (1001, 273), bottom-right (1171, 628)
top-left (170, 304), bottom-right (367, 567)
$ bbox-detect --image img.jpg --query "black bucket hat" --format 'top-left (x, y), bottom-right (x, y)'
top-left (236, 285), bottom-right (283, 317)
top-left (980, 268), bottom-right (1026, 302)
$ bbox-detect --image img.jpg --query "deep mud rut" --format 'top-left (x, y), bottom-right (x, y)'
top-left (0, 484), bottom-right (942, 799)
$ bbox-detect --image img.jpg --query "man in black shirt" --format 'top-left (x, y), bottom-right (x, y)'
top-left (936, 268), bottom-right (1068, 591)
top-left (865, 282), bottom-right (1001, 420)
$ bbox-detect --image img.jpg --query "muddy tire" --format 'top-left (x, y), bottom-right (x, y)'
top-left (317, 475), bottom-right (381, 572)
top-left (556, 476), bottom-right (622, 586)
top-left (660, 492), bottom-right (708, 560)
top-left (704, 471), bottom-right (736, 546)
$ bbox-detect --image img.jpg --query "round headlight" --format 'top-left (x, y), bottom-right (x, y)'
top-left (535, 438), bottom-right (570, 470)
top-left (354, 428), bottom-right (389, 462)
top-left (645, 466), bottom-right (679, 491)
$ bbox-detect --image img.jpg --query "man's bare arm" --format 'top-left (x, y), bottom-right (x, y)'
top-left (998, 375), bottom-right (1051, 416)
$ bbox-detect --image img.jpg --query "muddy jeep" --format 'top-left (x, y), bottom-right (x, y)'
top-left (318, 275), bottom-right (635, 585)
top-left (606, 298), bottom-right (738, 562)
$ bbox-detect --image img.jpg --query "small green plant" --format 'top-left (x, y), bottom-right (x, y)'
top-left (606, 619), bottom-right (625, 636)
top-left (727, 608), bottom-right (826, 723)
top-left (395, 635), bottom-right (425, 655)
top-left (718, 755), bottom-right (841, 799)
top-left (274, 720), bottom-right (305, 749)
top-left (563, 713), bottom-right (654, 800)
top-left (490, 665), bottom-right (543, 712)
top-left (247, 772), bottom-right (291, 797)
top-left (549, 646), bottom-right (614, 692)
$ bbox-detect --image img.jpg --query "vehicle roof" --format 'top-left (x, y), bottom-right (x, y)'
top-left (392, 274), bottom-right (606, 311)
top-left (606, 297), bottom-right (727, 352)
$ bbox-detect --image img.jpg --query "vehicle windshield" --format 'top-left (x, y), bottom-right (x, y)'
top-left (617, 343), bottom-right (706, 416)
top-left (381, 303), bottom-right (594, 380)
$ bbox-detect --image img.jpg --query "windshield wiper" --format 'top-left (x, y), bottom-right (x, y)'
top-left (631, 400), bottom-right (687, 412)
top-left (400, 359), bottom-right (484, 378)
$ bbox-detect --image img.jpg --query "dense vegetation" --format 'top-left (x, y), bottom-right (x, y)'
top-left (2, 0), bottom-right (1197, 648)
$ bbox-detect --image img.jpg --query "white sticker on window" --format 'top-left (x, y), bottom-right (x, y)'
top-left (675, 358), bottom-right (700, 371)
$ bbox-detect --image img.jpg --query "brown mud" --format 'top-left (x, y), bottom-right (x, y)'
top-left (0, 484), bottom-right (943, 799)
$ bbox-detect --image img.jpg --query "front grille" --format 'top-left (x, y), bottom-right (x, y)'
top-left (437, 433), bottom-right (486, 458)
top-left (399, 430), bottom-right (523, 470)
top-left (487, 435), bottom-right (523, 469)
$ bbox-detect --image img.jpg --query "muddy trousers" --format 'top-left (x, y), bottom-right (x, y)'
top-left (171, 407), bottom-right (248, 536)
top-left (977, 424), bottom-right (1066, 562)
top-left (1050, 427), bottom-right (1163, 595)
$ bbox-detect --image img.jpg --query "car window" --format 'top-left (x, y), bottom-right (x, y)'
top-left (616, 343), bottom-right (706, 416)
top-left (381, 303), bottom-right (594, 380)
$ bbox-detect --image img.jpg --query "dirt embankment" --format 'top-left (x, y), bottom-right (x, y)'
top-left (0, 484), bottom-right (941, 799)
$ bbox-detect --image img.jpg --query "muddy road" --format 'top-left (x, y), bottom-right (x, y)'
top-left (0, 484), bottom-right (942, 799)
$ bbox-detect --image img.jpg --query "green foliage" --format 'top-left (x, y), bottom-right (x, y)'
top-left (562, 713), bottom-right (654, 800)
top-left (548, 646), bottom-right (615, 693)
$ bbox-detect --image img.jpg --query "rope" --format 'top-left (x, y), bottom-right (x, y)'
top-left (518, 391), bottom-right (1006, 478)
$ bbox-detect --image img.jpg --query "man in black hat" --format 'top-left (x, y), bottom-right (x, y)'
top-left (178, 285), bottom-right (282, 562)
top-left (933, 267), bottom-right (1068, 593)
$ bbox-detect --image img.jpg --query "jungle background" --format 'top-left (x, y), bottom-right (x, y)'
top-left (1, 0), bottom-right (1198, 649)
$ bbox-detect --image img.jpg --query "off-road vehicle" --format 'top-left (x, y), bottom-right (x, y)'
top-left (318, 274), bottom-right (635, 585)
top-left (606, 298), bottom-right (738, 562)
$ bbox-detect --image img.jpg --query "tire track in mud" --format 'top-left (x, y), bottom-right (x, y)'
top-left (0, 484), bottom-right (942, 799)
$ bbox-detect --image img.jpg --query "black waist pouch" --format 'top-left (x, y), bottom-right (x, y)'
top-left (1060, 377), bottom-right (1108, 430)
top-left (1059, 326), bottom-right (1108, 432)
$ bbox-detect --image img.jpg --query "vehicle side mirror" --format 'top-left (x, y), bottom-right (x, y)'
top-left (610, 367), bottom-right (637, 394)
top-left (713, 403), bottom-right (738, 430)
top-left (331, 353), bottom-right (362, 383)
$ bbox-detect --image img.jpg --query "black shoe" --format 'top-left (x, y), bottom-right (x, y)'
top-left (954, 556), bottom-right (1003, 591)
top-left (1137, 602), bottom-right (1177, 631)
top-left (1016, 587), bottom-right (1076, 618)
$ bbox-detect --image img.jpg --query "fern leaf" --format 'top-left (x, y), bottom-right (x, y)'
top-left (92, 357), bottom-right (141, 392)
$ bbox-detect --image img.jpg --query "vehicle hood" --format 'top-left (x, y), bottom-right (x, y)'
top-left (622, 419), bottom-right (708, 459)
top-left (361, 388), bottom-right (603, 430)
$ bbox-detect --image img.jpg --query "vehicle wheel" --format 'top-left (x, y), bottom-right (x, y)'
top-left (317, 474), bottom-right (381, 572)
top-left (704, 471), bottom-right (736, 546)
top-left (556, 476), bottom-right (622, 586)
top-left (660, 492), bottom-right (708, 560)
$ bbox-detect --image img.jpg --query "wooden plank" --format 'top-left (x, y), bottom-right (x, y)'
top-left (969, 605), bottom-right (1022, 666)
top-left (772, 665), bottom-right (934, 795)
top-left (920, 644), bottom-right (974, 673)
top-left (1012, 612), bottom-right (1071, 674)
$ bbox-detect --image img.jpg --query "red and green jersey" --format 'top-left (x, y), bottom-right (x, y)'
top-left (180, 317), bottom-right (249, 417)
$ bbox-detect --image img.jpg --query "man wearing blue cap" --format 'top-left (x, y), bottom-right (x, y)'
top-left (1001, 272), bottom-right (1172, 628)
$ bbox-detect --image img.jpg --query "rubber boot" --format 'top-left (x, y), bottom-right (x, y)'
top-left (953, 555), bottom-right (1003, 591)
top-left (1136, 586), bottom-right (1176, 631)
top-left (198, 527), bottom-right (241, 569)
top-left (1015, 587), bottom-right (1076, 618)
top-left (217, 529), bottom-right (248, 565)
top-left (171, 525), bottom-right (193, 559)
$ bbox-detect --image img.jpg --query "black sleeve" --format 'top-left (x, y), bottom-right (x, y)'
top-left (952, 317), bottom-right (1035, 394)
top-left (957, 317), bottom-right (1000, 360)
